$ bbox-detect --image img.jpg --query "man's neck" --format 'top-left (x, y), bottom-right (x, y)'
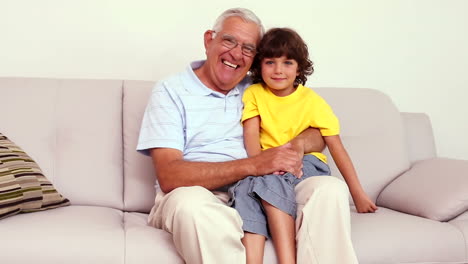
top-left (193, 65), bottom-right (231, 95)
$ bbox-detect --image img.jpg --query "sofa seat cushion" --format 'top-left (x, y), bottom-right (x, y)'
top-left (0, 205), bottom-right (125, 264)
top-left (449, 218), bottom-right (468, 261)
top-left (377, 158), bottom-right (468, 221)
top-left (0, 133), bottom-right (69, 220)
top-left (351, 207), bottom-right (466, 264)
top-left (123, 212), bottom-right (280, 264)
top-left (123, 212), bottom-right (183, 264)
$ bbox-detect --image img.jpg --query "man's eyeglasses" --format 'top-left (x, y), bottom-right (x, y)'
top-left (212, 31), bottom-right (257, 57)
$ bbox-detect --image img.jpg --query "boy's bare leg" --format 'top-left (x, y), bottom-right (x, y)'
top-left (262, 200), bottom-right (296, 264)
top-left (242, 232), bottom-right (266, 264)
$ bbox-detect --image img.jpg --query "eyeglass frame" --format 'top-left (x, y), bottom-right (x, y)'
top-left (210, 30), bottom-right (257, 57)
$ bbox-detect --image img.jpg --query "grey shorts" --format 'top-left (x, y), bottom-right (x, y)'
top-left (228, 154), bottom-right (331, 238)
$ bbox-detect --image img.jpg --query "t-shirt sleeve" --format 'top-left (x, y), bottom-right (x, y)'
top-left (241, 86), bottom-right (260, 123)
top-left (309, 94), bottom-right (340, 136)
top-left (136, 81), bottom-right (185, 156)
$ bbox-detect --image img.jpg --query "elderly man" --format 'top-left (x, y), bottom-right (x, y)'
top-left (137, 8), bottom-right (358, 264)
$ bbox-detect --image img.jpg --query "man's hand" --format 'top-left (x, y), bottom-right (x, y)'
top-left (251, 143), bottom-right (303, 178)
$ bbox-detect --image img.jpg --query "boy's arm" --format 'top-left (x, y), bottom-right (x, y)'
top-left (289, 127), bottom-right (325, 159)
top-left (324, 135), bottom-right (378, 213)
top-left (243, 116), bottom-right (262, 157)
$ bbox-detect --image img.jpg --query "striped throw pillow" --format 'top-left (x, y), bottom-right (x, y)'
top-left (0, 133), bottom-right (70, 220)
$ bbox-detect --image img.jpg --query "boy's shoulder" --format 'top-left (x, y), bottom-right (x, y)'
top-left (298, 84), bottom-right (321, 97)
top-left (298, 85), bottom-right (333, 107)
top-left (243, 83), bottom-right (266, 97)
top-left (245, 83), bottom-right (264, 91)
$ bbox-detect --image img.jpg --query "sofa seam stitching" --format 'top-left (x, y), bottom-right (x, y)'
top-left (53, 79), bottom-right (60, 190)
top-left (449, 221), bottom-right (468, 263)
top-left (121, 80), bottom-right (126, 212)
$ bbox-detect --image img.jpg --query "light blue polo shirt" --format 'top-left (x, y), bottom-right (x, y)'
top-left (137, 61), bottom-right (250, 162)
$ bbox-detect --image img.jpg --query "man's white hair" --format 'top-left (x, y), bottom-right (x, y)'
top-left (212, 8), bottom-right (265, 39)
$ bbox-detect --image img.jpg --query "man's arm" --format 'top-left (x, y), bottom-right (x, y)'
top-left (151, 145), bottom-right (302, 193)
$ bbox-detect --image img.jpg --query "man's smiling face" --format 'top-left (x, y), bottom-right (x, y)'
top-left (202, 16), bottom-right (260, 94)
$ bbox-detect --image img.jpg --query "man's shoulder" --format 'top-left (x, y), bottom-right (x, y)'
top-left (157, 68), bottom-right (190, 87)
top-left (152, 63), bottom-right (197, 94)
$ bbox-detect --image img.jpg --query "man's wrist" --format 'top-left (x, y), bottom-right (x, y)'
top-left (240, 156), bottom-right (258, 176)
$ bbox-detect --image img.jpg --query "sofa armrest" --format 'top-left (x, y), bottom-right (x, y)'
top-left (401, 112), bottom-right (437, 164)
top-left (376, 158), bottom-right (468, 222)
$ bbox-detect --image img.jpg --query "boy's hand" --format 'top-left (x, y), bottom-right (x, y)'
top-left (272, 170), bottom-right (304, 178)
top-left (353, 192), bottom-right (378, 213)
top-left (272, 171), bottom-right (285, 175)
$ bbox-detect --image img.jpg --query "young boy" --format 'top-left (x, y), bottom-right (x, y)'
top-left (228, 28), bottom-right (377, 264)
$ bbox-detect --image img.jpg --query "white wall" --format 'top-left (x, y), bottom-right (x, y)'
top-left (2, 0), bottom-right (467, 160)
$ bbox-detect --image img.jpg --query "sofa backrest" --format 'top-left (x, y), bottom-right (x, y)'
top-left (315, 88), bottom-right (411, 203)
top-left (0, 77), bottom-right (124, 210)
top-left (123, 83), bottom-right (413, 212)
top-left (401, 112), bottom-right (437, 164)
top-left (0, 78), bottom-right (426, 213)
top-left (122, 80), bottom-right (156, 212)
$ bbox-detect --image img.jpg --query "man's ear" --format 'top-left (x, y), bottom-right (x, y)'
top-left (203, 30), bottom-right (214, 49)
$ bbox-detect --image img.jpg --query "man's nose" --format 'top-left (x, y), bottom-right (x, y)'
top-left (229, 44), bottom-right (243, 60)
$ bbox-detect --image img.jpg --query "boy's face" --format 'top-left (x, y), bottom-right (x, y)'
top-left (261, 56), bottom-right (299, 97)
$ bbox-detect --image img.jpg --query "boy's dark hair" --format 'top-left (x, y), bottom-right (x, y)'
top-left (250, 28), bottom-right (314, 87)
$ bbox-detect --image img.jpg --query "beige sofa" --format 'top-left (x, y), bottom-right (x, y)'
top-left (1, 77), bottom-right (467, 264)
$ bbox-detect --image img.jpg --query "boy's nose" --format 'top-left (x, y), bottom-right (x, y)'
top-left (274, 64), bottom-right (282, 74)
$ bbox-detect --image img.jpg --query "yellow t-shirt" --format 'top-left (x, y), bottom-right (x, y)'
top-left (242, 83), bottom-right (339, 163)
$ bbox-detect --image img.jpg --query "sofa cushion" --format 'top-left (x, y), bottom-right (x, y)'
top-left (123, 86), bottom-right (412, 210)
top-left (123, 80), bottom-right (156, 212)
top-left (400, 112), bottom-right (436, 163)
top-left (0, 77), bottom-right (124, 210)
top-left (124, 212), bottom-right (281, 264)
top-left (0, 205), bottom-right (125, 264)
top-left (0, 133), bottom-right (69, 220)
top-left (351, 207), bottom-right (466, 263)
top-left (377, 158), bottom-right (468, 221)
top-left (316, 88), bottom-right (411, 203)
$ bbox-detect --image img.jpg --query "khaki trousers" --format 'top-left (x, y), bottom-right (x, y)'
top-left (148, 176), bottom-right (358, 264)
